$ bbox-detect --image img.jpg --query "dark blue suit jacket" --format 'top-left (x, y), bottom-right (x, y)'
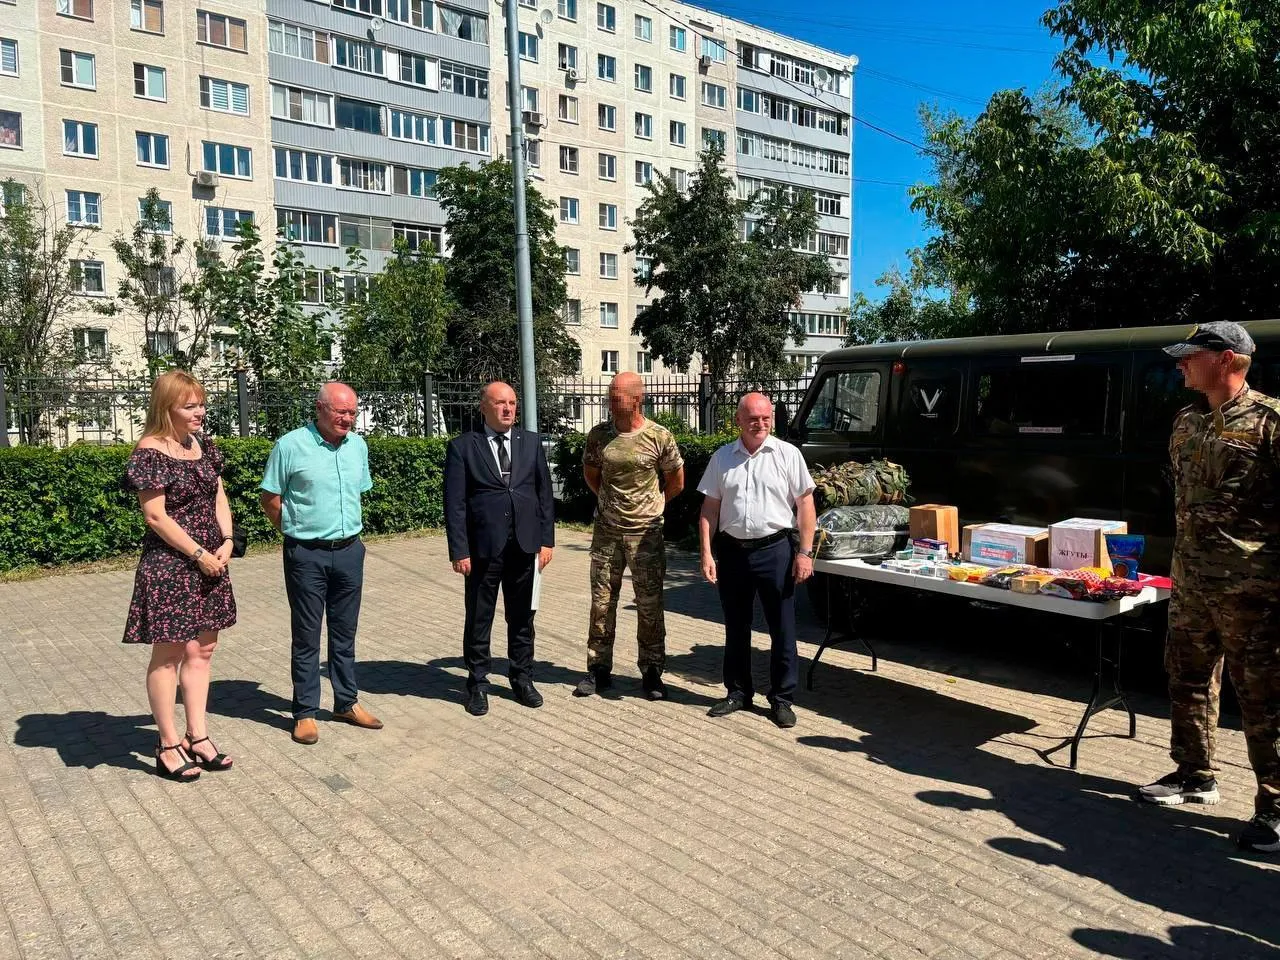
top-left (444, 427), bottom-right (555, 562)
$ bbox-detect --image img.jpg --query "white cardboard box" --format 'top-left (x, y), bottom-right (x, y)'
top-left (1049, 518), bottom-right (1128, 571)
top-left (965, 523), bottom-right (1050, 566)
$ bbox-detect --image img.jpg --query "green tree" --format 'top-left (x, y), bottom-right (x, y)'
top-left (627, 142), bottom-right (834, 388)
top-left (846, 256), bottom-right (974, 345)
top-left (434, 158), bottom-right (579, 384)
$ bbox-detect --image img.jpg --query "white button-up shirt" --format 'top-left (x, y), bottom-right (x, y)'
top-left (484, 425), bottom-right (512, 481)
top-left (697, 435), bottom-right (814, 539)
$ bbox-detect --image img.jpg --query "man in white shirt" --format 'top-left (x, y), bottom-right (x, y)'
top-left (697, 392), bottom-right (817, 728)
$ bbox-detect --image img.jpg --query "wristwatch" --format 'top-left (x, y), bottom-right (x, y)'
top-left (191, 547), bottom-right (205, 561)
top-left (797, 548), bottom-right (814, 558)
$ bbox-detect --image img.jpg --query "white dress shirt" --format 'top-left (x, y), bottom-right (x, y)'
top-left (696, 435), bottom-right (814, 539)
top-left (484, 425), bottom-right (512, 481)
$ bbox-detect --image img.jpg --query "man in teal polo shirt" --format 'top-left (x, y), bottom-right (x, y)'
top-left (261, 382), bottom-right (383, 745)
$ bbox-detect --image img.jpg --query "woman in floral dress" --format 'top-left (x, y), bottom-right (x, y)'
top-left (123, 371), bottom-right (237, 781)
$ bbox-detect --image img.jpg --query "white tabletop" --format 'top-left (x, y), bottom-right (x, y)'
top-left (814, 557), bottom-right (1166, 621)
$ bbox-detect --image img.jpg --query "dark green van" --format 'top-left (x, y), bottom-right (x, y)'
top-left (788, 319), bottom-right (1280, 575)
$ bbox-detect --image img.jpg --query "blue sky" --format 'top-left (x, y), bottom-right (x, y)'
top-left (696, 0), bottom-right (1071, 298)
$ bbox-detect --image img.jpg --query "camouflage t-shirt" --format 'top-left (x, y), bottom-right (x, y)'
top-left (584, 420), bottom-right (684, 532)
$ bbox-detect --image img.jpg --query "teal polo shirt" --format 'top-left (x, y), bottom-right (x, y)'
top-left (261, 423), bottom-right (373, 540)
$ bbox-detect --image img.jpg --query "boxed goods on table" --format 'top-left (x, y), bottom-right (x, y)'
top-left (1049, 518), bottom-right (1128, 571)
top-left (909, 505), bottom-right (960, 555)
top-left (963, 523), bottom-right (1050, 567)
top-left (1105, 534), bottom-right (1146, 580)
top-left (816, 505), bottom-right (910, 559)
top-left (949, 564), bottom-right (992, 583)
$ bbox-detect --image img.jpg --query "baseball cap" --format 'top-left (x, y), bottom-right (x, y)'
top-left (1163, 321), bottom-right (1256, 358)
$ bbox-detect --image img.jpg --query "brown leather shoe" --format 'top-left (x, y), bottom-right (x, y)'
top-left (292, 718), bottom-right (319, 745)
top-left (332, 703), bottom-right (383, 730)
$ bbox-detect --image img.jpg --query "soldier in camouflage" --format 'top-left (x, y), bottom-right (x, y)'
top-left (1138, 321), bottom-right (1280, 854)
top-left (575, 373), bottom-right (685, 701)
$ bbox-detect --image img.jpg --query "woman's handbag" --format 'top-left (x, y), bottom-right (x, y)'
top-left (230, 522), bottom-right (248, 559)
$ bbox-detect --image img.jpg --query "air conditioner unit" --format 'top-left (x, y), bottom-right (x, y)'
top-left (521, 110), bottom-right (544, 127)
top-left (566, 67), bottom-right (582, 82)
top-left (195, 171), bottom-right (219, 188)
top-left (698, 54), bottom-right (712, 69)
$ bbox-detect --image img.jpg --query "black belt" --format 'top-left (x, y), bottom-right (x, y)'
top-left (286, 534), bottom-right (360, 551)
top-left (719, 529), bottom-right (792, 551)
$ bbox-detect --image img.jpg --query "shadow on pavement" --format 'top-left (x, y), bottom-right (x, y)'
top-left (1072, 924), bottom-right (1280, 959)
top-left (208, 678), bottom-right (295, 731)
top-left (13, 710), bottom-right (155, 773)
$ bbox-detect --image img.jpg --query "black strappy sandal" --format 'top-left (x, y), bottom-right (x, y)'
top-left (183, 734), bottom-right (233, 772)
top-left (154, 741), bottom-right (201, 782)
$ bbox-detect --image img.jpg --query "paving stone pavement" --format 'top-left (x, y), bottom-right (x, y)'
top-left (1, 530), bottom-right (1277, 960)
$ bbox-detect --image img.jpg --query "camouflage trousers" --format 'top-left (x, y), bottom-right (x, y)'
top-left (1167, 569), bottom-right (1280, 815)
top-left (587, 522), bottom-right (666, 673)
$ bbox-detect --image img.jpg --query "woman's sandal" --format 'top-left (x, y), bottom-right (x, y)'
top-left (154, 741), bottom-right (201, 782)
top-left (183, 734), bottom-right (233, 772)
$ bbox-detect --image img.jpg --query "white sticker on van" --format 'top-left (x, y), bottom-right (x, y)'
top-left (1021, 355), bottom-right (1076, 363)
top-left (918, 387), bottom-right (943, 414)
top-left (1019, 426), bottom-right (1065, 434)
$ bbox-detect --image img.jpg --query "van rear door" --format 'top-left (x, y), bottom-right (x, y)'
top-left (886, 360), bottom-right (964, 507)
top-left (799, 365), bottom-right (889, 468)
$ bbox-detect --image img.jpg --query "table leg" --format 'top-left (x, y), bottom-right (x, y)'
top-left (806, 576), bottom-right (878, 691)
top-left (1069, 620), bottom-right (1135, 769)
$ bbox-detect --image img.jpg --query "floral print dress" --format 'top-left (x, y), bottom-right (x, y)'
top-left (121, 437), bottom-right (237, 644)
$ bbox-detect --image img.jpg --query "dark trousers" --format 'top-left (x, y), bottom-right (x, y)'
top-left (464, 538), bottom-right (536, 690)
top-left (283, 539), bottom-right (365, 719)
top-left (714, 536), bottom-right (798, 705)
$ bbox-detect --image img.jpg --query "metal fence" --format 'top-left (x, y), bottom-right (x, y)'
top-left (0, 368), bottom-right (814, 447)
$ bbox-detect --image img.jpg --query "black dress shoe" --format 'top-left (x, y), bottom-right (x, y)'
top-left (770, 702), bottom-right (796, 729)
top-left (512, 681), bottom-right (543, 708)
top-left (465, 688), bottom-right (489, 717)
top-left (707, 695), bottom-right (750, 718)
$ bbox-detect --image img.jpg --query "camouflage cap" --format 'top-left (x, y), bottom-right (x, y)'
top-left (1164, 321), bottom-right (1256, 357)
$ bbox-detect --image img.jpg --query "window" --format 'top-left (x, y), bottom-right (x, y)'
top-left (1, 39), bottom-right (18, 76)
top-left (66, 190), bottom-right (101, 227)
top-left (394, 223), bottom-right (443, 252)
top-left (599, 305), bottom-right (619, 329)
top-left (702, 82), bottom-right (726, 108)
top-left (147, 330), bottom-right (177, 357)
top-left (636, 351), bottom-right (653, 374)
top-left (562, 299), bottom-right (581, 325)
top-left (635, 14), bottom-right (651, 40)
top-left (0, 111), bottom-right (22, 149)
top-left (817, 233), bottom-right (849, 257)
top-left (635, 161), bottom-right (653, 186)
top-left (277, 209), bottom-right (337, 245)
top-left (392, 165), bottom-right (438, 198)
top-left (703, 128), bottom-right (726, 150)
top-left (700, 36), bottom-right (726, 62)
top-left (338, 98), bottom-right (385, 134)
top-left (57, 0), bottom-right (94, 19)
top-left (269, 21), bottom-right (330, 63)
top-left (74, 328), bottom-right (108, 359)
top-left (739, 42), bottom-right (767, 71)
top-left (559, 197), bottom-right (579, 223)
top-left (136, 132), bottom-right (169, 168)
top-left (557, 44), bottom-right (578, 72)
top-left (201, 141), bottom-right (252, 178)
top-left (299, 270), bottom-right (327, 305)
top-left (442, 119), bottom-right (489, 152)
top-left (669, 120), bottom-right (685, 146)
top-left (138, 197), bottom-right (173, 232)
top-left (129, 0), bottom-right (162, 32)
top-left (133, 64), bottom-right (166, 100)
top-left (210, 334), bottom-right (236, 364)
top-left (599, 203), bottom-right (617, 230)
top-left (974, 364), bottom-right (1116, 437)
top-left (634, 112), bottom-right (652, 139)
top-left (439, 61), bottom-right (488, 98)
top-left (439, 8), bottom-right (488, 43)
top-left (203, 77), bottom-right (252, 116)
top-left (737, 88), bottom-right (760, 114)
top-left (389, 108), bottom-right (436, 143)
top-left (334, 37), bottom-right (384, 74)
top-left (805, 371), bottom-right (881, 434)
top-left (601, 351), bottom-right (620, 373)
top-left (557, 0), bottom-right (576, 19)
top-left (558, 95), bottom-right (579, 123)
top-left (597, 152), bottom-right (616, 180)
top-left (596, 3), bottom-right (615, 32)
top-left (197, 10), bottom-right (248, 52)
top-left (599, 253), bottom-right (618, 278)
top-left (59, 50), bottom-right (95, 89)
top-left (634, 256), bottom-right (653, 280)
top-left (597, 103), bottom-right (615, 131)
top-left (518, 32), bottom-right (537, 61)
top-left (669, 74), bottom-right (685, 99)
top-left (669, 26), bottom-right (685, 51)
top-left (524, 139), bottom-right (541, 167)
top-left (63, 120), bottom-right (98, 158)
top-left (554, 146), bottom-right (578, 175)
top-left (634, 64), bottom-right (652, 92)
top-left (338, 158), bottom-right (387, 192)
top-left (564, 247), bottom-right (580, 273)
top-left (70, 260), bottom-right (105, 295)
top-left (275, 148), bottom-right (333, 184)
top-left (669, 168), bottom-right (687, 191)
top-left (205, 206), bottom-right (253, 238)
top-left (387, 0), bottom-right (432, 28)
top-left (271, 84), bottom-right (332, 126)
top-left (334, 0), bottom-right (385, 13)
top-left (398, 52), bottom-right (436, 88)
top-left (597, 54), bottom-right (615, 81)
top-left (816, 192), bottom-right (843, 217)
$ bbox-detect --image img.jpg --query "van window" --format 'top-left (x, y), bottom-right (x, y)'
top-left (900, 369), bottom-right (961, 438)
top-left (974, 363), bottom-right (1114, 436)
top-left (805, 370), bottom-right (881, 434)
top-left (1137, 362), bottom-right (1196, 438)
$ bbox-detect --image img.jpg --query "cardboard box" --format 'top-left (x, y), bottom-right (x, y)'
top-left (1049, 518), bottom-right (1128, 571)
top-left (963, 523), bottom-right (1050, 567)
top-left (909, 505), bottom-right (960, 554)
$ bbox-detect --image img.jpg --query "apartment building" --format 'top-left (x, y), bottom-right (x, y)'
top-left (0, 0), bottom-right (277, 367)
top-left (493, 0), bottom-right (855, 378)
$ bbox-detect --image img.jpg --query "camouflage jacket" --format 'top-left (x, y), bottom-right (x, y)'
top-left (1170, 385), bottom-right (1280, 579)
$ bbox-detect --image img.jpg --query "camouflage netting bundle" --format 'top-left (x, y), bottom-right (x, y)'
top-left (811, 459), bottom-right (912, 513)
top-left (816, 505), bottom-right (911, 559)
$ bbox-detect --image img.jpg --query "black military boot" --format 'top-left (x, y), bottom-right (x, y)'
top-left (641, 666), bottom-right (668, 701)
top-left (574, 669), bottom-right (613, 697)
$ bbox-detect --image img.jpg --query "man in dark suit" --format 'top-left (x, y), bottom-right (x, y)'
top-left (444, 381), bottom-right (556, 717)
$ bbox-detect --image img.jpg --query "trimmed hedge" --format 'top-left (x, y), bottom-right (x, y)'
top-left (553, 431), bottom-right (737, 541)
top-left (0, 436), bottom-right (448, 572)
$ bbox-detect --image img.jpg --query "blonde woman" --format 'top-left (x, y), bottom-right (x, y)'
top-left (122, 371), bottom-right (236, 781)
